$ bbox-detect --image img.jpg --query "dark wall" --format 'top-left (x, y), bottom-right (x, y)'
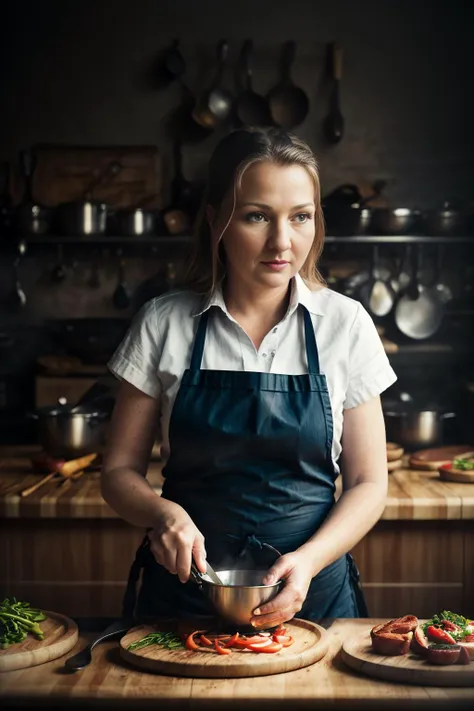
top-left (2, 0), bottom-right (474, 208)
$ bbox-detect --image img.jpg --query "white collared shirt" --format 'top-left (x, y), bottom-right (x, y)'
top-left (108, 274), bottom-right (397, 471)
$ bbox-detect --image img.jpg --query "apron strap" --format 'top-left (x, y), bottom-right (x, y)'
top-left (302, 307), bottom-right (321, 374)
top-left (189, 309), bottom-right (210, 371)
top-left (190, 304), bottom-right (321, 375)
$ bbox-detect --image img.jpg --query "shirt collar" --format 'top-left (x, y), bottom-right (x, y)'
top-left (191, 273), bottom-right (325, 318)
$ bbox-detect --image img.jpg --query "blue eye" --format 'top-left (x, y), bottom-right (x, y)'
top-left (245, 212), bottom-right (267, 223)
top-left (294, 213), bottom-right (312, 223)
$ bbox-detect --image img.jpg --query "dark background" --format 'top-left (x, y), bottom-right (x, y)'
top-left (1, 0), bottom-right (474, 444)
top-left (1, 0), bottom-right (473, 206)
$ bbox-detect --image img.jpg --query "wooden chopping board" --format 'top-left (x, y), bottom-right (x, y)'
top-left (120, 618), bottom-right (328, 678)
top-left (0, 611), bottom-right (78, 672)
top-left (409, 445), bottom-right (474, 470)
top-left (341, 623), bottom-right (473, 687)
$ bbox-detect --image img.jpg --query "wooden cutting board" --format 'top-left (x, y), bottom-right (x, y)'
top-left (120, 618), bottom-right (328, 678)
top-left (409, 445), bottom-right (474, 470)
top-left (341, 624), bottom-right (473, 687)
top-left (0, 611), bottom-right (78, 672)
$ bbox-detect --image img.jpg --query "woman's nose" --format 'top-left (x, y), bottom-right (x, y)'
top-left (267, 220), bottom-right (291, 252)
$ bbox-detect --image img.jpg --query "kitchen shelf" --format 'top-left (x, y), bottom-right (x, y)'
top-left (2, 234), bottom-right (474, 246)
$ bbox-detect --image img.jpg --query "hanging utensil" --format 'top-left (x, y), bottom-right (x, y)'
top-left (8, 241), bottom-right (27, 310)
top-left (394, 244), bottom-right (444, 339)
top-left (161, 38), bottom-right (186, 83)
top-left (323, 42), bottom-right (345, 144)
top-left (192, 40), bottom-right (233, 129)
top-left (367, 245), bottom-right (396, 317)
top-left (16, 149), bottom-right (51, 236)
top-left (235, 39), bottom-right (273, 127)
top-left (112, 251), bottom-right (131, 310)
top-left (50, 244), bottom-right (67, 284)
top-left (267, 40), bottom-right (309, 129)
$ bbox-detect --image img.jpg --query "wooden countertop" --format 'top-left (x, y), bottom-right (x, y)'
top-left (1, 445), bottom-right (474, 521)
top-left (0, 618), bottom-right (472, 710)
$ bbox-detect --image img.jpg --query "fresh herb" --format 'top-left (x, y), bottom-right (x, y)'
top-left (422, 610), bottom-right (472, 641)
top-left (453, 458), bottom-right (474, 471)
top-left (127, 631), bottom-right (184, 652)
top-left (0, 597), bottom-right (47, 649)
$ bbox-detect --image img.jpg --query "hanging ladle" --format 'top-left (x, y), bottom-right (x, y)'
top-left (112, 250), bottom-right (131, 310)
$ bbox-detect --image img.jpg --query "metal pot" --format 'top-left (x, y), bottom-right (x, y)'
top-left (112, 207), bottom-right (156, 236)
top-left (371, 207), bottom-right (422, 235)
top-left (55, 161), bottom-right (122, 237)
top-left (29, 403), bottom-right (109, 459)
top-left (382, 401), bottom-right (456, 451)
top-left (422, 202), bottom-right (467, 237)
top-left (190, 568), bottom-right (282, 630)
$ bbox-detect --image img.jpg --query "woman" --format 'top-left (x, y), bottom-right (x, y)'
top-left (102, 127), bottom-right (397, 629)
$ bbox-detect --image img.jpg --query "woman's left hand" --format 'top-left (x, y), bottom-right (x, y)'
top-left (250, 551), bottom-right (315, 629)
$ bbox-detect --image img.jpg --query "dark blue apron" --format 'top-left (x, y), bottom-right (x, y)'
top-left (122, 304), bottom-right (368, 622)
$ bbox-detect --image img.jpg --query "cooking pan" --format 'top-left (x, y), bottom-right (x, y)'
top-left (421, 202), bottom-right (467, 236)
top-left (112, 195), bottom-right (156, 237)
top-left (371, 207), bottom-right (422, 235)
top-left (322, 181), bottom-right (385, 236)
top-left (55, 161), bottom-right (122, 236)
top-left (235, 40), bottom-right (273, 127)
top-left (192, 40), bottom-right (233, 129)
top-left (267, 41), bottom-right (309, 129)
top-left (382, 398), bottom-right (456, 451)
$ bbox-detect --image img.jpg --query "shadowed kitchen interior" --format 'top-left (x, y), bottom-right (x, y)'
top-left (1, 1), bottom-right (474, 708)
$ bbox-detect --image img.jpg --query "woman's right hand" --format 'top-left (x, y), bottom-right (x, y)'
top-left (148, 500), bottom-right (207, 583)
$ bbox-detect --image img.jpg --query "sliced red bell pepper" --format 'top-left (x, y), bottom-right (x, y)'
top-left (224, 632), bottom-right (240, 648)
top-left (199, 634), bottom-right (213, 647)
top-left (185, 631), bottom-right (201, 651)
top-left (214, 638), bottom-right (232, 655)
top-left (248, 641), bottom-right (283, 653)
top-left (426, 625), bottom-right (456, 644)
top-left (272, 634), bottom-right (294, 647)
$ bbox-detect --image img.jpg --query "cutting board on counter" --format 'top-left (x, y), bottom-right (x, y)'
top-left (0, 611), bottom-right (78, 672)
top-left (120, 618), bottom-right (328, 678)
top-left (341, 625), bottom-right (473, 687)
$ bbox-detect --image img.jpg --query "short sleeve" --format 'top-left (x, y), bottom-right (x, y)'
top-left (343, 303), bottom-right (397, 409)
top-left (107, 301), bottom-right (162, 399)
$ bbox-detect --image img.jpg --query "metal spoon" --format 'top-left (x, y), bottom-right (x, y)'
top-left (64, 619), bottom-right (131, 672)
top-left (191, 560), bottom-right (223, 585)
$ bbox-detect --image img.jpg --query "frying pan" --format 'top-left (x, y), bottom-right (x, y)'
top-left (267, 41), bottom-right (309, 129)
top-left (394, 244), bottom-right (445, 339)
top-left (235, 40), bottom-right (273, 127)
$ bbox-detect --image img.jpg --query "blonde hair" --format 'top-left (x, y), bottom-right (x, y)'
top-left (182, 127), bottom-right (326, 295)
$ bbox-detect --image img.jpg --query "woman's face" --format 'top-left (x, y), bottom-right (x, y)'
top-left (210, 161), bottom-right (316, 293)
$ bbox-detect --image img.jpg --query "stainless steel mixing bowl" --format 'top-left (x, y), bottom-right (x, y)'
top-left (191, 568), bottom-right (283, 628)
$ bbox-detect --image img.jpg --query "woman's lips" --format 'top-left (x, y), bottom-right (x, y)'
top-left (261, 260), bottom-right (289, 272)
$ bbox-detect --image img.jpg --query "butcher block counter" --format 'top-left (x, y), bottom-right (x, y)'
top-left (1, 446), bottom-right (473, 620)
top-left (0, 618), bottom-right (472, 710)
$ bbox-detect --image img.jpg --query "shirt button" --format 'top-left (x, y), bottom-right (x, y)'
top-left (271, 350), bottom-right (276, 356)
top-left (262, 353), bottom-right (267, 358)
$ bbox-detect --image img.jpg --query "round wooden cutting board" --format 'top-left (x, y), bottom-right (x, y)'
top-left (120, 618), bottom-right (328, 678)
top-left (341, 626), bottom-right (473, 687)
top-left (0, 610), bottom-right (78, 672)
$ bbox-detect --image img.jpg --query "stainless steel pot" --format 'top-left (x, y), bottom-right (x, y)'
top-left (383, 402), bottom-right (456, 451)
top-left (371, 207), bottom-right (422, 235)
top-left (29, 404), bottom-right (109, 459)
top-left (422, 203), bottom-right (467, 237)
top-left (113, 207), bottom-right (156, 236)
top-left (55, 161), bottom-right (122, 237)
